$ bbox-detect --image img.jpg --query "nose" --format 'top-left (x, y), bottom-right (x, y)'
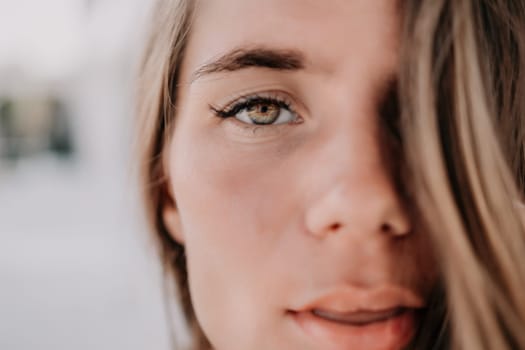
top-left (305, 181), bottom-right (411, 239)
top-left (304, 154), bottom-right (411, 240)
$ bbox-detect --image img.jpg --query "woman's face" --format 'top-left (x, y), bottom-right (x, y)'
top-left (163, 0), bottom-right (437, 349)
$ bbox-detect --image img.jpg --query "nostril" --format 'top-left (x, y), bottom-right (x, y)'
top-left (329, 223), bottom-right (341, 231)
top-left (380, 223), bottom-right (392, 233)
top-left (381, 222), bottom-right (411, 236)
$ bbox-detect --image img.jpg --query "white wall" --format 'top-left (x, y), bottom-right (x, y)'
top-left (0, 1), bottom-right (175, 349)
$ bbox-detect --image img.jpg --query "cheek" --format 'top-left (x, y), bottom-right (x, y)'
top-left (168, 127), bottom-right (299, 344)
top-left (170, 119), bottom-right (300, 247)
top-left (388, 220), bottom-right (439, 298)
top-left (171, 129), bottom-right (295, 248)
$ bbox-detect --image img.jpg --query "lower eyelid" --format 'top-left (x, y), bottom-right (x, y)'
top-left (224, 115), bottom-right (295, 138)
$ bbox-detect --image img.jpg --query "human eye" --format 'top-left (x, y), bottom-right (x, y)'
top-left (209, 94), bottom-right (302, 126)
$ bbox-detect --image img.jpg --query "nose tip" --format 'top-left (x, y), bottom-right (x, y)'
top-left (304, 181), bottom-right (411, 239)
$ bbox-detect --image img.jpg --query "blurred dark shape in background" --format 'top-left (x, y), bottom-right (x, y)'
top-left (0, 96), bottom-right (75, 164)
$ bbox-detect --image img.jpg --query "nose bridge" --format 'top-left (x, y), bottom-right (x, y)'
top-left (303, 117), bottom-right (410, 240)
top-left (314, 107), bottom-right (385, 192)
top-left (313, 78), bottom-right (382, 175)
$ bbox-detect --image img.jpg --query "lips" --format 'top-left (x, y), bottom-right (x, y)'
top-left (288, 286), bottom-right (424, 349)
top-left (292, 285), bottom-right (424, 315)
top-left (312, 307), bottom-right (405, 326)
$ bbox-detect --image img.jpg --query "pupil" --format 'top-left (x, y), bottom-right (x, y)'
top-left (260, 105), bottom-right (269, 113)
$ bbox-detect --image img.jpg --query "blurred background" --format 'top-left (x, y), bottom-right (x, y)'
top-left (0, 1), bottom-right (174, 349)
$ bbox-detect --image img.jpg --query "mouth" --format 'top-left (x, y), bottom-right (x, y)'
top-left (288, 286), bottom-right (424, 349)
top-left (288, 307), bottom-right (419, 350)
top-left (311, 306), bottom-right (407, 326)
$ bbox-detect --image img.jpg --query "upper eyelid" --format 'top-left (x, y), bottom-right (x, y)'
top-left (210, 92), bottom-right (298, 116)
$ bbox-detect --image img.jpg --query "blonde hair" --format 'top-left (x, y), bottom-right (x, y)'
top-left (136, 0), bottom-right (525, 349)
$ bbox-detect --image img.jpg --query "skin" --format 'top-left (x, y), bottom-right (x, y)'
top-left (162, 0), bottom-right (437, 349)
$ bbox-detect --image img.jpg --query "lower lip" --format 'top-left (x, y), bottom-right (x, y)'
top-left (289, 308), bottom-right (417, 350)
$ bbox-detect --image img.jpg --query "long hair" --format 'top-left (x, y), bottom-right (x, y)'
top-left (136, 0), bottom-right (525, 349)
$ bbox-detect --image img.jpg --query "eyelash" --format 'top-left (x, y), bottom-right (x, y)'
top-left (209, 94), bottom-right (298, 122)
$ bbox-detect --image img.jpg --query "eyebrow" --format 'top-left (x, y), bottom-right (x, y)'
top-left (191, 47), bottom-right (306, 82)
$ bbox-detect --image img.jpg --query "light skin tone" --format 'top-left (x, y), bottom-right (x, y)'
top-left (162, 0), bottom-right (437, 349)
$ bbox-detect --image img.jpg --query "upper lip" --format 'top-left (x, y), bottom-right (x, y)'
top-left (291, 285), bottom-right (425, 314)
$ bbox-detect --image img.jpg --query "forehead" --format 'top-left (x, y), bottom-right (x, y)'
top-left (184, 0), bottom-right (400, 81)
